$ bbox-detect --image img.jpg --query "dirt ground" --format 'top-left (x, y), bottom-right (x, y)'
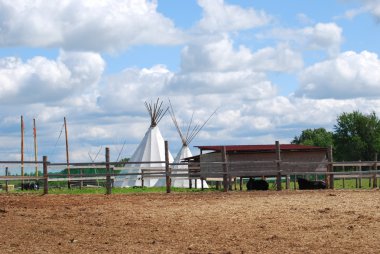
top-left (1, 190), bottom-right (380, 254)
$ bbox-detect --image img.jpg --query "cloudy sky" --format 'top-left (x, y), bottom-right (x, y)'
top-left (0, 0), bottom-right (380, 165)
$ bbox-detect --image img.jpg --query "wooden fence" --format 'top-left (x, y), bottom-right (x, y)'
top-left (1, 143), bottom-right (380, 194)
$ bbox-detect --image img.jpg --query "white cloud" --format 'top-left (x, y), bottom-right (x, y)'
top-left (1, 0), bottom-right (380, 163)
top-left (343, 6), bottom-right (368, 20)
top-left (251, 44), bottom-right (304, 72)
top-left (220, 95), bottom-right (380, 143)
top-left (196, 0), bottom-right (271, 32)
top-left (169, 71), bottom-right (277, 99)
top-left (98, 65), bottom-right (174, 114)
top-left (303, 23), bottom-right (343, 56)
top-left (181, 36), bottom-right (303, 73)
top-left (0, 50), bottom-right (105, 104)
top-left (296, 13), bottom-right (314, 25)
top-left (0, 0), bottom-right (184, 52)
top-left (259, 22), bottom-right (343, 57)
top-left (3, 57), bottom-right (380, 162)
top-left (361, 0), bottom-right (380, 20)
top-left (297, 51), bottom-right (380, 99)
top-left (343, 1), bottom-right (380, 20)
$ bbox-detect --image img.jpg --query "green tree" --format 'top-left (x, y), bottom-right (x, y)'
top-left (333, 111), bottom-right (380, 161)
top-left (291, 128), bottom-right (333, 147)
top-left (115, 157), bottom-right (130, 167)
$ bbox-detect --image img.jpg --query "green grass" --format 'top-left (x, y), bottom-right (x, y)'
top-left (1, 177), bottom-right (379, 195)
top-left (333, 178), bottom-right (376, 189)
top-left (0, 186), bottom-right (219, 195)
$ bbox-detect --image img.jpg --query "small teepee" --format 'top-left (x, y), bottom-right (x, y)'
top-left (114, 99), bottom-right (173, 187)
top-left (159, 100), bottom-right (216, 188)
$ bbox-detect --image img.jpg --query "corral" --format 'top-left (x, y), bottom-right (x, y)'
top-left (1, 190), bottom-right (380, 253)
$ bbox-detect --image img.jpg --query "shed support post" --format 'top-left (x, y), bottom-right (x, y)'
top-left (286, 175), bottom-right (290, 190)
top-left (275, 141), bottom-right (282, 191)
top-left (222, 146), bottom-right (229, 192)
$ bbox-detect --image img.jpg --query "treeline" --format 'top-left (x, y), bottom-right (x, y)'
top-left (58, 158), bottom-right (130, 175)
top-left (4, 158), bottom-right (130, 177)
top-left (292, 111), bottom-right (380, 162)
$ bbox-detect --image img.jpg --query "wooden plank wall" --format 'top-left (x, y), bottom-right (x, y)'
top-left (200, 150), bottom-right (328, 178)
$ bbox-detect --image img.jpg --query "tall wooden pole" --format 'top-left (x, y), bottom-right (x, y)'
top-left (33, 118), bottom-right (38, 177)
top-left (21, 115), bottom-right (24, 188)
top-left (64, 117), bottom-right (70, 189)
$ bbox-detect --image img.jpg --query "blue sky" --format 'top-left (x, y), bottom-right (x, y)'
top-left (0, 0), bottom-right (380, 167)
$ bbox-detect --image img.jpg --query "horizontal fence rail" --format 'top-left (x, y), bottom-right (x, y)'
top-left (1, 144), bottom-right (380, 194)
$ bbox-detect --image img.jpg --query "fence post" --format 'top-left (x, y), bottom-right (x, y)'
top-left (275, 141), bottom-right (282, 191)
top-left (5, 167), bottom-right (9, 193)
top-left (43, 156), bottom-right (48, 195)
top-left (141, 170), bottom-right (145, 188)
top-left (373, 153), bottom-right (377, 188)
top-left (358, 160), bottom-right (362, 189)
top-left (327, 146), bottom-right (334, 189)
top-left (222, 146), bottom-right (228, 192)
top-left (286, 175), bottom-right (290, 190)
top-left (165, 141), bottom-right (171, 193)
top-left (105, 147), bottom-right (111, 195)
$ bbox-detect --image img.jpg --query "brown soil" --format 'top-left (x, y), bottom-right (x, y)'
top-left (1, 190), bottom-right (380, 253)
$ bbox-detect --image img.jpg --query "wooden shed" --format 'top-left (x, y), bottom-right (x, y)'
top-left (191, 144), bottom-right (328, 178)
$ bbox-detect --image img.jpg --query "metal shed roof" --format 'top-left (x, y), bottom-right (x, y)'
top-left (195, 144), bottom-right (327, 153)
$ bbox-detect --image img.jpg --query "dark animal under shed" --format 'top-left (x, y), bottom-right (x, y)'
top-left (21, 182), bottom-right (39, 191)
top-left (297, 178), bottom-right (326, 190)
top-left (246, 178), bottom-right (269, 191)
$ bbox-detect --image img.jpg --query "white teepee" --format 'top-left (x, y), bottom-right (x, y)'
top-left (162, 100), bottom-right (217, 188)
top-left (114, 99), bottom-right (173, 188)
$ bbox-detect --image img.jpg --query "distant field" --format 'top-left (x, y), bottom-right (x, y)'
top-left (1, 190), bottom-right (380, 253)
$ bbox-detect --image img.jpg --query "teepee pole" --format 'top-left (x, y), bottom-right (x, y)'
top-left (168, 99), bottom-right (185, 144)
top-left (168, 100), bottom-right (218, 189)
top-left (146, 98), bottom-right (168, 128)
